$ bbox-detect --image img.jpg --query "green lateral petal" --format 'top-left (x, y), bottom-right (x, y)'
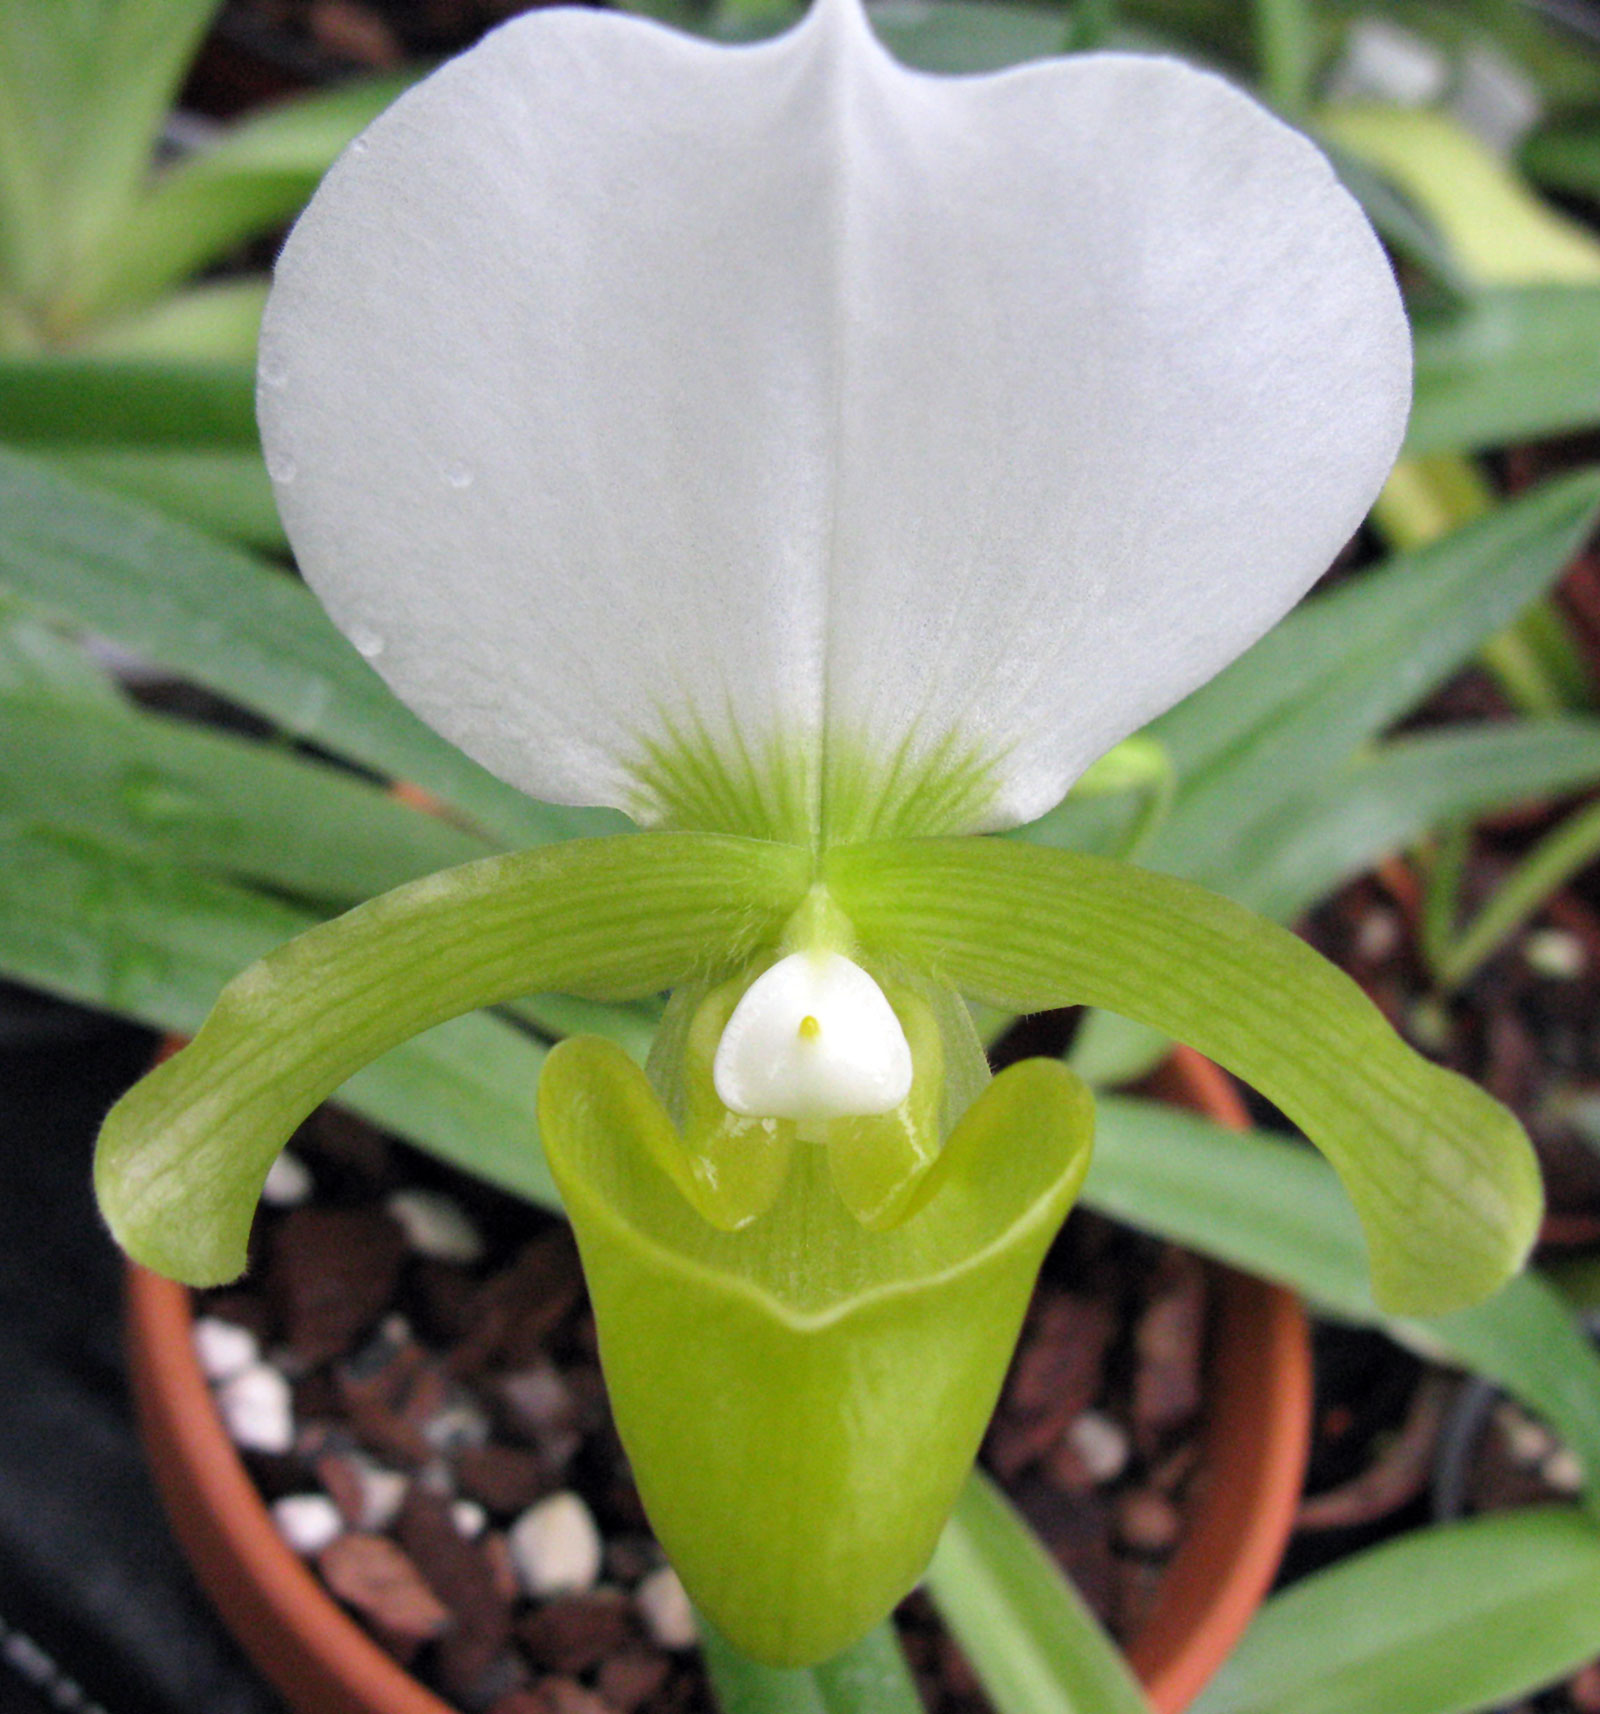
top-left (826, 840), bottom-right (1541, 1317)
top-left (539, 1038), bottom-right (1093, 1666)
top-left (95, 832), bottom-right (809, 1284)
top-left (0, 823), bottom-right (562, 1208)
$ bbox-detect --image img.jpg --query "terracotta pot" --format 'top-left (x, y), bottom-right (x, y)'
top-left (125, 1043), bottom-right (1310, 1714)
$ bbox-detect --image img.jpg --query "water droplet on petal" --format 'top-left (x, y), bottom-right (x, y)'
top-left (258, 351), bottom-right (288, 389)
top-left (266, 450), bottom-right (297, 484)
top-left (348, 136), bottom-right (370, 158)
top-left (441, 460), bottom-right (474, 490)
top-left (348, 625), bottom-right (385, 660)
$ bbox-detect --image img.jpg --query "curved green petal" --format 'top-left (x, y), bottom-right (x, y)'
top-left (825, 838), bottom-right (1541, 1318)
top-left (95, 832), bottom-right (810, 1284)
top-left (539, 1037), bottom-right (1094, 1667)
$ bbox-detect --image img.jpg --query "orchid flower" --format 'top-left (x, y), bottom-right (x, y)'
top-left (97, 0), bottom-right (1542, 1669)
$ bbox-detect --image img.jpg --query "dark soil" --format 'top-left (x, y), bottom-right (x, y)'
top-left (195, 1106), bottom-right (1210, 1714)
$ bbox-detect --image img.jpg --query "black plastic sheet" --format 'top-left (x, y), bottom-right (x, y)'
top-left (0, 989), bottom-right (280, 1714)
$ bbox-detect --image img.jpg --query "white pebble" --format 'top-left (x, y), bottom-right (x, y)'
top-left (1327, 18), bottom-right (1447, 106)
top-left (453, 1500), bottom-right (488, 1539)
top-left (1543, 1447), bottom-right (1586, 1494)
top-left (262, 1150), bottom-right (314, 1206)
top-left (351, 1458), bottom-right (410, 1532)
top-left (272, 1494), bottom-right (344, 1555)
top-left (385, 1189), bottom-right (485, 1263)
top-left (1525, 928), bottom-right (1585, 981)
top-left (1354, 907), bottom-right (1401, 964)
top-left (217, 1363), bottom-right (294, 1454)
top-left (424, 1397), bottom-right (492, 1454)
top-left (636, 1566), bottom-right (697, 1650)
top-left (1452, 43), bottom-right (1542, 156)
top-left (1068, 1410), bottom-right (1131, 1484)
top-left (1495, 1401), bottom-right (1555, 1467)
top-left (192, 1316), bottom-right (259, 1382)
top-left (509, 1492), bottom-right (602, 1597)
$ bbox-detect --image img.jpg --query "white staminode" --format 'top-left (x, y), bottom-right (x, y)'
top-left (713, 952), bottom-right (913, 1124)
top-left (257, 0), bottom-right (1410, 843)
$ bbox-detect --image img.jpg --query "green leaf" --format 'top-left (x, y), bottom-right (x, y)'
top-left (1317, 106), bottom-right (1600, 289)
top-left (1012, 473), bottom-right (1600, 865)
top-left (1409, 287), bottom-right (1600, 455)
top-left (342, 1011), bottom-right (557, 1209)
top-left (0, 0), bottom-right (220, 304)
top-left (1231, 717), bottom-right (1600, 925)
top-left (0, 693), bottom-right (496, 904)
top-left (541, 1040), bottom-right (1092, 1664)
top-left (0, 353), bottom-right (282, 544)
top-left (1322, 146), bottom-right (1470, 298)
top-left (1434, 795), bottom-right (1600, 991)
top-left (0, 595), bottom-right (122, 706)
top-left (0, 355), bottom-right (257, 446)
top-left (60, 0), bottom-right (224, 254)
top-left (702, 1619), bottom-right (925, 1714)
top-left (1250, 0), bottom-right (1315, 116)
top-left (75, 74), bottom-right (413, 320)
top-left (0, 447), bottom-right (618, 845)
top-left (1157, 472), bottom-right (1600, 820)
top-left (39, 444), bottom-right (285, 551)
top-left (927, 1471), bottom-right (1151, 1714)
top-left (1136, 471), bottom-right (1600, 898)
top-left (827, 839), bottom-right (1542, 1317)
top-left (0, 821), bottom-right (308, 1029)
top-left (1086, 1095), bottom-right (1600, 1502)
top-left (1525, 116), bottom-right (1600, 203)
top-left (81, 278), bottom-right (269, 362)
top-left (96, 833), bottom-right (810, 1284)
top-left (1191, 1509), bottom-right (1600, 1714)
top-left (804, 1624), bottom-right (929, 1714)
top-left (0, 821), bottom-right (558, 1206)
top-left (866, 0), bottom-right (1067, 71)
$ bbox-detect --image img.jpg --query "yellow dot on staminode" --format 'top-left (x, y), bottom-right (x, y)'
top-left (797, 1014), bottom-right (822, 1041)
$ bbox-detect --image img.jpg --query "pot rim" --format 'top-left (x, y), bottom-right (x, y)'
top-left (125, 1042), bottom-right (1309, 1714)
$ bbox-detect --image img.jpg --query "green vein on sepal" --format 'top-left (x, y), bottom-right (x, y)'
top-left (822, 725), bottom-right (1002, 845)
top-left (95, 832), bottom-right (811, 1286)
top-left (826, 839), bottom-right (1542, 1317)
top-left (539, 1039), bottom-right (1093, 1665)
top-left (626, 711), bottom-right (1000, 846)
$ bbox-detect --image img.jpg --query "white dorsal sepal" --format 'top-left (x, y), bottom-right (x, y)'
top-left (712, 952), bottom-right (914, 1125)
